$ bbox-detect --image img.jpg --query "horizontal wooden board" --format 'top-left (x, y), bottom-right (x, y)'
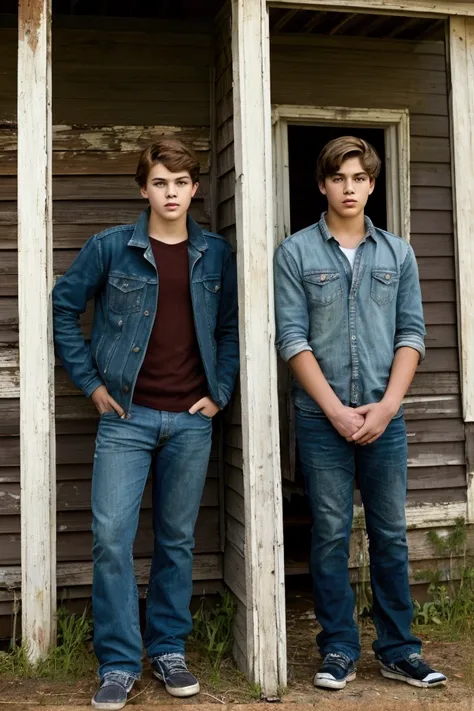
top-left (422, 302), bottom-right (456, 324)
top-left (417, 256), bottom-right (454, 280)
top-left (410, 162), bottom-right (451, 187)
top-left (418, 348), bottom-right (459, 372)
top-left (0, 125), bottom-right (211, 153)
top-left (410, 115), bottom-right (449, 138)
top-left (0, 553), bottom-right (223, 591)
top-left (270, 35), bottom-right (445, 58)
top-left (408, 372), bottom-right (459, 396)
top-left (411, 186), bottom-right (452, 211)
top-left (0, 174), bottom-right (211, 203)
top-left (407, 465), bottom-right (466, 490)
top-left (270, 44), bottom-right (447, 74)
top-left (411, 234), bottom-right (454, 257)
top-left (0, 149), bottom-right (210, 177)
top-left (406, 418), bottom-right (464, 443)
top-left (407, 441), bottom-right (465, 468)
top-left (404, 395), bottom-right (461, 420)
top-left (0, 522), bottom-right (221, 564)
top-left (0, 199), bottom-right (208, 228)
top-left (424, 324), bottom-right (457, 348)
top-left (420, 280), bottom-right (455, 303)
top-left (0, 459), bottom-right (219, 484)
top-left (412, 212), bottom-right (453, 235)
top-left (0, 478), bottom-right (218, 516)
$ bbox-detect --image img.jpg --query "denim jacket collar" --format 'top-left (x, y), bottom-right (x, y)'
top-left (319, 211), bottom-right (378, 243)
top-left (127, 208), bottom-right (209, 252)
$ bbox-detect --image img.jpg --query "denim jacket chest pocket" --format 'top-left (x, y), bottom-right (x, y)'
top-left (370, 269), bottom-right (399, 306)
top-left (107, 275), bottom-right (148, 314)
top-left (303, 270), bottom-right (342, 306)
top-left (198, 274), bottom-right (222, 318)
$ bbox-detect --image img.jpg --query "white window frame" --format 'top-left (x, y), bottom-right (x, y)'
top-left (271, 105), bottom-right (411, 245)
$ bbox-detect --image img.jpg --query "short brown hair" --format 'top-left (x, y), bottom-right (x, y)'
top-left (135, 139), bottom-right (201, 188)
top-left (316, 136), bottom-right (381, 183)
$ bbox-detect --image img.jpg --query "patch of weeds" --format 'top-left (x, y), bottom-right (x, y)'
top-left (413, 519), bottom-right (474, 640)
top-left (0, 607), bottom-right (95, 680)
top-left (189, 590), bottom-right (234, 670)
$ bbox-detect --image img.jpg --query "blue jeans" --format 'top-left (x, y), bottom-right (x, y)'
top-left (295, 408), bottom-right (421, 664)
top-left (91, 404), bottom-right (213, 679)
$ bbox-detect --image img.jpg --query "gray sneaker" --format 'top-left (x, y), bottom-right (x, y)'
top-left (91, 672), bottom-right (135, 710)
top-left (152, 653), bottom-right (200, 697)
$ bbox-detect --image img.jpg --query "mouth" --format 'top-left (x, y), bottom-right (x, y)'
top-left (343, 200), bottom-right (358, 206)
top-left (165, 203), bottom-right (179, 208)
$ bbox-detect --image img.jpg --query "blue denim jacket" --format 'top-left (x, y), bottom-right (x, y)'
top-left (53, 209), bottom-right (239, 415)
top-left (274, 214), bottom-right (426, 414)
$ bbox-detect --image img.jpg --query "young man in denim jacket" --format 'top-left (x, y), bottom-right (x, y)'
top-left (53, 140), bottom-right (239, 710)
top-left (274, 136), bottom-right (446, 691)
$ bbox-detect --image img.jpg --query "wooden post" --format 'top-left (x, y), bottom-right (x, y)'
top-left (447, 16), bottom-right (474, 523)
top-left (231, 0), bottom-right (287, 696)
top-left (18, 0), bottom-right (56, 659)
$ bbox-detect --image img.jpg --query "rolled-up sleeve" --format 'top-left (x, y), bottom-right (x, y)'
top-left (394, 244), bottom-right (426, 361)
top-left (274, 243), bottom-right (312, 363)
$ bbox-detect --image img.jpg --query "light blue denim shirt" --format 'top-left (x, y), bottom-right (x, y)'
top-left (274, 214), bottom-right (426, 414)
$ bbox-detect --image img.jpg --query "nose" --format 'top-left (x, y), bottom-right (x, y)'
top-left (166, 183), bottom-right (178, 198)
top-left (344, 180), bottom-right (355, 194)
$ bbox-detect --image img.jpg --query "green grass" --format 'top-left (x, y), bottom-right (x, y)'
top-left (189, 589), bottom-right (235, 670)
top-left (0, 607), bottom-right (96, 680)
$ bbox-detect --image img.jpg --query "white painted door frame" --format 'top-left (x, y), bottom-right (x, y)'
top-left (272, 105), bottom-right (411, 243)
top-left (18, 0), bottom-right (56, 660)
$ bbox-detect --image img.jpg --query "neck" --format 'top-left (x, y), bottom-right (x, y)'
top-left (148, 208), bottom-right (188, 244)
top-left (325, 207), bottom-right (366, 248)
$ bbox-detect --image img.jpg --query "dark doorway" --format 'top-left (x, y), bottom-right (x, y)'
top-left (287, 125), bottom-right (387, 234)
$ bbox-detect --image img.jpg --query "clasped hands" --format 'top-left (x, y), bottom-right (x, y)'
top-left (329, 400), bottom-right (398, 446)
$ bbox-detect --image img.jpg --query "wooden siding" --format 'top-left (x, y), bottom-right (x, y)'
top-left (270, 33), bottom-right (467, 583)
top-left (214, 6), bottom-right (248, 675)
top-left (0, 19), bottom-right (223, 615)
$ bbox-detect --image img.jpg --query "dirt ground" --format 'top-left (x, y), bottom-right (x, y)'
top-left (0, 596), bottom-right (472, 709)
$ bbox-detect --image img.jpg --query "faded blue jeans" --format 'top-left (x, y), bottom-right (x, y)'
top-left (91, 404), bottom-right (212, 679)
top-left (295, 408), bottom-right (421, 664)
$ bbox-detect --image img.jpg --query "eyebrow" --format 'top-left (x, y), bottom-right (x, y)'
top-left (332, 171), bottom-right (368, 178)
top-left (151, 175), bottom-right (191, 181)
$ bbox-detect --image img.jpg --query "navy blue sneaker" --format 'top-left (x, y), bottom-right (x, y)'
top-left (314, 652), bottom-right (357, 689)
top-left (379, 653), bottom-right (447, 688)
top-left (151, 653), bottom-right (200, 698)
top-left (92, 672), bottom-right (135, 710)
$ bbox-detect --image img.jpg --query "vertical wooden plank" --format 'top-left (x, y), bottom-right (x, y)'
top-left (231, 0), bottom-right (287, 695)
top-left (448, 16), bottom-right (474, 520)
top-left (18, 0), bottom-right (56, 659)
top-left (464, 423), bottom-right (474, 523)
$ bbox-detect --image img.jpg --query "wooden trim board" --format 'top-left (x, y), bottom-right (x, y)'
top-left (232, 0), bottom-right (287, 695)
top-left (447, 16), bottom-right (474, 521)
top-left (17, 0), bottom-right (56, 661)
top-left (268, 1), bottom-right (474, 18)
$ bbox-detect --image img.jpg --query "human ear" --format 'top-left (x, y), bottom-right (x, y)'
top-left (191, 182), bottom-right (199, 199)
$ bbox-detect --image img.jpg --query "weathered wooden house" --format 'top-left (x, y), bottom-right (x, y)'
top-left (1, 0), bottom-right (474, 699)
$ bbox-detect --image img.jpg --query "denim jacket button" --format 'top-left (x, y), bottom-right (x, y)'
top-left (144, 310), bottom-right (150, 316)
top-left (118, 320), bottom-right (123, 327)
top-left (320, 274), bottom-right (327, 282)
top-left (123, 385), bottom-right (130, 393)
top-left (385, 273), bottom-right (391, 280)
top-left (132, 346), bottom-right (140, 353)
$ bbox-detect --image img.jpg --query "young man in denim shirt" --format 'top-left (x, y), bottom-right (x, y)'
top-left (53, 140), bottom-right (239, 710)
top-left (274, 136), bottom-right (446, 691)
